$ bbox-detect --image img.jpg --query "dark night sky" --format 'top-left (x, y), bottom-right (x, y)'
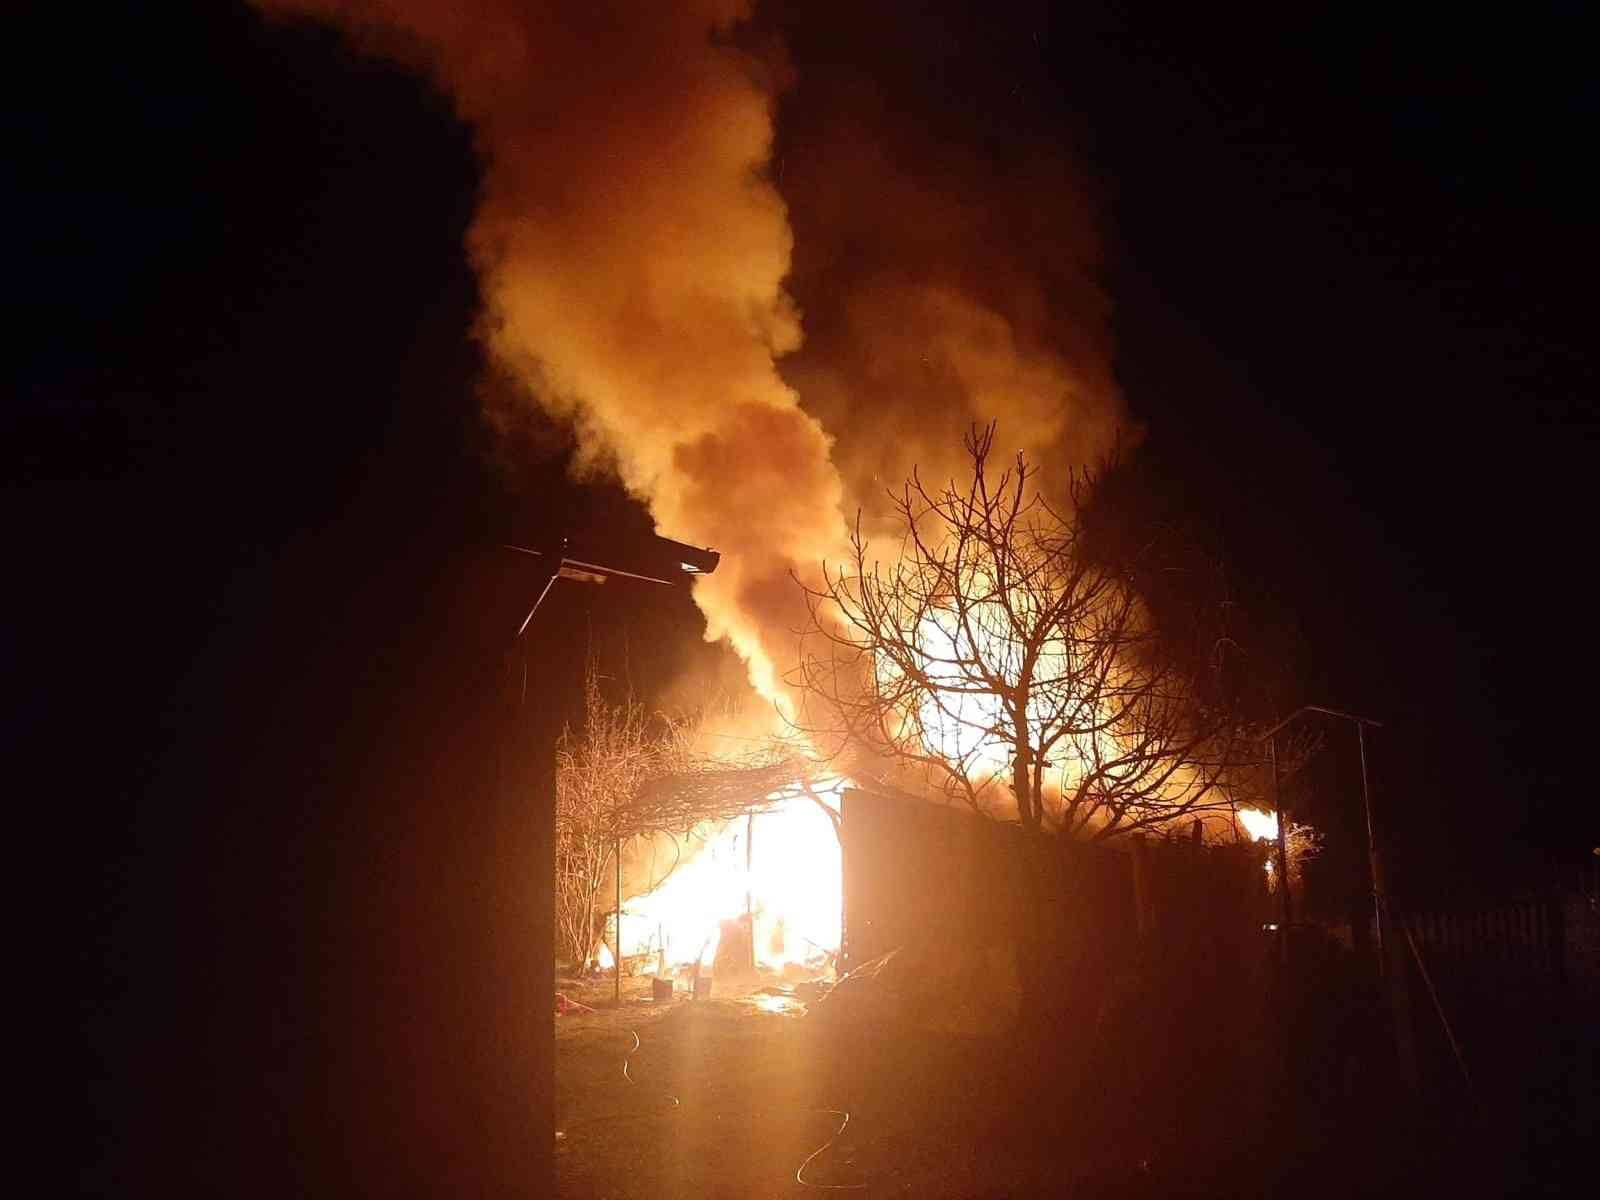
top-left (9, 2), bottom-right (1596, 1193)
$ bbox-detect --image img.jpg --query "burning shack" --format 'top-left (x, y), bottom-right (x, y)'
top-left (593, 761), bottom-right (1273, 1038)
top-left (591, 767), bottom-right (848, 983)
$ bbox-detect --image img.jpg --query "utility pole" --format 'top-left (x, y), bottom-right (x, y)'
top-left (1261, 705), bottom-right (1417, 1098)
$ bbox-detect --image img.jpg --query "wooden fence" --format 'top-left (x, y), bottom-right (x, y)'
top-left (1394, 891), bottom-right (1597, 1141)
top-left (1402, 897), bottom-right (1569, 988)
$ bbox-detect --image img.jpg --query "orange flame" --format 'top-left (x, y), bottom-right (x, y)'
top-left (1237, 808), bottom-right (1279, 842)
top-left (615, 782), bottom-right (844, 976)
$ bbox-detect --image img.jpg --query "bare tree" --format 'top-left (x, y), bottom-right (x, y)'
top-left (553, 665), bottom-right (667, 967)
top-left (790, 424), bottom-right (1256, 841)
top-left (553, 666), bottom-right (798, 967)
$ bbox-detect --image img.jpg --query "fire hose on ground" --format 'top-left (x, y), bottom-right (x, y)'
top-left (555, 1026), bottom-right (868, 1191)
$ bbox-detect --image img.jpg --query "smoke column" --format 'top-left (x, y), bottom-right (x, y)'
top-left (254, 0), bottom-right (844, 710)
top-left (774, 46), bottom-right (1129, 526)
top-left (253, 1), bottom-right (1126, 709)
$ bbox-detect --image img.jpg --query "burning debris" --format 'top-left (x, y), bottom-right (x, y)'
top-left (1235, 806), bottom-right (1323, 892)
top-left (556, 665), bottom-right (847, 984)
top-left (600, 783), bottom-right (846, 983)
top-left (1236, 807), bottom-right (1279, 843)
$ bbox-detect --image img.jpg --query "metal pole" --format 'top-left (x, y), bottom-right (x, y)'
top-left (838, 801), bottom-right (848, 973)
top-left (745, 812), bottom-right (756, 974)
top-left (614, 837), bottom-right (622, 1005)
top-left (1269, 734), bottom-right (1293, 939)
top-left (1357, 721), bottom-right (1418, 1097)
top-left (1357, 722), bottom-right (1383, 960)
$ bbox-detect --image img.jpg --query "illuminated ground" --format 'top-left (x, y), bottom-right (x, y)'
top-left (556, 977), bottom-right (862, 1198)
top-left (554, 974), bottom-right (1214, 1198)
top-left (553, 970), bottom-right (1578, 1198)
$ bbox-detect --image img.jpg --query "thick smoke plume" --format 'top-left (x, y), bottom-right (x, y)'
top-left (254, 1), bottom-right (1126, 712)
top-left (257, 0), bottom-right (844, 709)
top-left (778, 76), bottom-right (1128, 525)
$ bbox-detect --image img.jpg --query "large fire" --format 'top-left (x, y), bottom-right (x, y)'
top-left (882, 601), bottom-right (1184, 830)
top-left (888, 609), bottom-right (1123, 786)
top-left (1237, 807), bottom-right (1283, 889)
top-left (1236, 807), bottom-right (1279, 842)
top-left (904, 611), bottom-right (1013, 772)
top-left (613, 782), bottom-right (845, 977)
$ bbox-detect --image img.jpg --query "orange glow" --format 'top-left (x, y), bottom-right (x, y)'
top-left (1237, 807), bottom-right (1279, 842)
top-left (746, 992), bottom-right (806, 1016)
top-left (616, 782), bottom-right (844, 976)
top-left (880, 609), bottom-right (1140, 812)
top-left (891, 610), bottom-right (1095, 777)
top-left (901, 611), bottom-right (1016, 773)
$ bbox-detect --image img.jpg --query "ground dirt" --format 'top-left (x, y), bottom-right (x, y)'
top-left (555, 972), bottom-right (1580, 1198)
top-left (555, 973), bottom-right (1252, 1199)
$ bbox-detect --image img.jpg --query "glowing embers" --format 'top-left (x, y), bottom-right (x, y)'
top-left (1236, 807), bottom-right (1279, 842)
top-left (616, 783), bottom-right (844, 977)
top-left (743, 990), bottom-right (808, 1017)
top-left (1239, 808), bottom-right (1284, 889)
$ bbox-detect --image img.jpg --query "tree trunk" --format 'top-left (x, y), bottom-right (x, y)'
top-left (1012, 736), bottom-right (1036, 834)
top-left (1015, 832), bottom-right (1051, 1043)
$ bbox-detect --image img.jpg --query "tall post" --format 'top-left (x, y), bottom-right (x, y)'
top-left (745, 812), bottom-right (756, 974)
top-left (1358, 721), bottom-right (1418, 1097)
top-left (614, 837), bottom-right (622, 1005)
top-left (1269, 735), bottom-right (1293, 940)
top-left (838, 789), bottom-right (850, 973)
top-left (1357, 723), bottom-right (1384, 961)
